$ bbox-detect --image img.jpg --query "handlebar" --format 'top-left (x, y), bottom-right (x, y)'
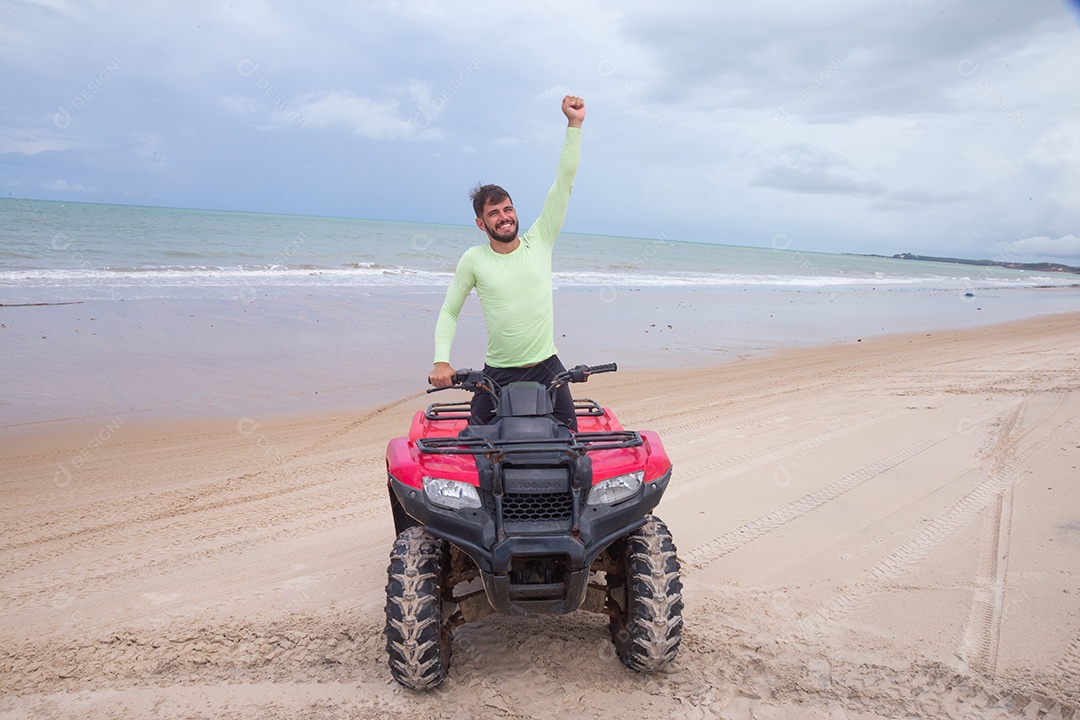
top-left (427, 367), bottom-right (484, 394)
top-left (586, 363), bottom-right (617, 375)
top-left (426, 362), bottom-right (617, 395)
top-left (551, 362), bottom-right (617, 388)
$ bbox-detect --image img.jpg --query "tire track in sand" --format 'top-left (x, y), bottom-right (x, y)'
top-left (668, 405), bottom-right (902, 500)
top-left (681, 399), bottom-right (1022, 570)
top-left (1, 398), bottom-right (419, 610)
top-left (274, 391), bottom-right (426, 464)
top-left (799, 408), bottom-right (1079, 640)
top-left (957, 402), bottom-right (1025, 675)
top-left (0, 394), bottom-right (417, 562)
top-left (1061, 635), bottom-right (1080, 688)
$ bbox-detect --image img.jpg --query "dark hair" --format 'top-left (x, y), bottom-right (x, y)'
top-left (470, 183), bottom-right (512, 218)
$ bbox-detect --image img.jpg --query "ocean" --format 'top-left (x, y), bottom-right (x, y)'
top-left (2, 198), bottom-right (1079, 427)
top-left (3, 197), bottom-right (1075, 303)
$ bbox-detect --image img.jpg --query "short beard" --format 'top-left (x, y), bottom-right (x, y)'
top-left (485, 220), bottom-right (518, 244)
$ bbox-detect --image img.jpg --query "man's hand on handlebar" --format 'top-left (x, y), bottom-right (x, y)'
top-left (429, 362), bottom-right (456, 388)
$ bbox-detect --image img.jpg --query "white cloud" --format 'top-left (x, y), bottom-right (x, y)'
top-left (753, 165), bottom-right (886, 197)
top-left (217, 95), bottom-right (263, 118)
top-left (993, 235), bottom-right (1080, 262)
top-left (539, 85), bottom-right (573, 102)
top-left (42, 178), bottom-right (95, 193)
top-left (290, 90), bottom-right (443, 141)
top-left (0, 134), bottom-right (80, 156)
top-left (1024, 119), bottom-right (1080, 175)
top-left (867, 189), bottom-right (969, 213)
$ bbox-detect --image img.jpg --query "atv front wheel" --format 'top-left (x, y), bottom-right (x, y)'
top-left (608, 515), bottom-right (683, 671)
top-left (384, 526), bottom-right (451, 689)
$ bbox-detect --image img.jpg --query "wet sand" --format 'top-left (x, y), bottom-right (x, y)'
top-left (3, 283), bottom-right (1079, 431)
top-left (2, 312), bottom-right (1078, 718)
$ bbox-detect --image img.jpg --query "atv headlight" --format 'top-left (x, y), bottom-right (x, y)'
top-left (423, 476), bottom-right (482, 510)
top-left (587, 471), bottom-right (643, 506)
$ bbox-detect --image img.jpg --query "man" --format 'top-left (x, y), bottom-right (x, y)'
top-left (429, 94), bottom-right (585, 430)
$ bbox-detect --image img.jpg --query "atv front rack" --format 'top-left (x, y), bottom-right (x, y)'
top-left (424, 398), bottom-right (607, 423)
top-left (415, 430), bottom-right (643, 458)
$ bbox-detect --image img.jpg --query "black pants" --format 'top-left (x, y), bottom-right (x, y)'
top-left (470, 355), bottom-right (578, 431)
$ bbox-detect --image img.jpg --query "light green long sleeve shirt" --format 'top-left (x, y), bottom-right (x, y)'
top-left (433, 127), bottom-right (581, 368)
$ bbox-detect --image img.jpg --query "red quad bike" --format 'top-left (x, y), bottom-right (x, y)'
top-left (383, 362), bottom-right (683, 690)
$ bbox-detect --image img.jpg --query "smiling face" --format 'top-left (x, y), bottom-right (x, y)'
top-left (476, 198), bottom-right (518, 245)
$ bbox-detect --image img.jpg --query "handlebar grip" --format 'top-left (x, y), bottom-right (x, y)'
top-left (587, 363), bottom-right (617, 374)
top-left (427, 368), bottom-right (477, 394)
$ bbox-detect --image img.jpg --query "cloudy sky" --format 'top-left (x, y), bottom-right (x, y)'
top-left (3, 0), bottom-right (1079, 261)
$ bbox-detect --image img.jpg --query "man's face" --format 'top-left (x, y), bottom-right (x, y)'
top-left (477, 199), bottom-right (518, 244)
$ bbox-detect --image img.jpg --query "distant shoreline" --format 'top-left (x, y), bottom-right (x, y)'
top-left (850, 252), bottom-right (1080, 275)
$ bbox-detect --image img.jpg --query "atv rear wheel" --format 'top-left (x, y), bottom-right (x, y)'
top-left (608, 515), bottom-right (683, 671)
top-left (384, 526), bottom-right (451, 689)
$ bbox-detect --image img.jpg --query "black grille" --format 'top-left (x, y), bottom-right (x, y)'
top-left (503, 492), bottom-right (573, 522)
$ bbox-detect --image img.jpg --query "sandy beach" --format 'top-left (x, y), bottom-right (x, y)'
top-left (2, 311), bottom-right (1079, 719)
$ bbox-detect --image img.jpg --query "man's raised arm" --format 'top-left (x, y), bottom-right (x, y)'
top-left (525, 96), bottom-right (585, 246)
